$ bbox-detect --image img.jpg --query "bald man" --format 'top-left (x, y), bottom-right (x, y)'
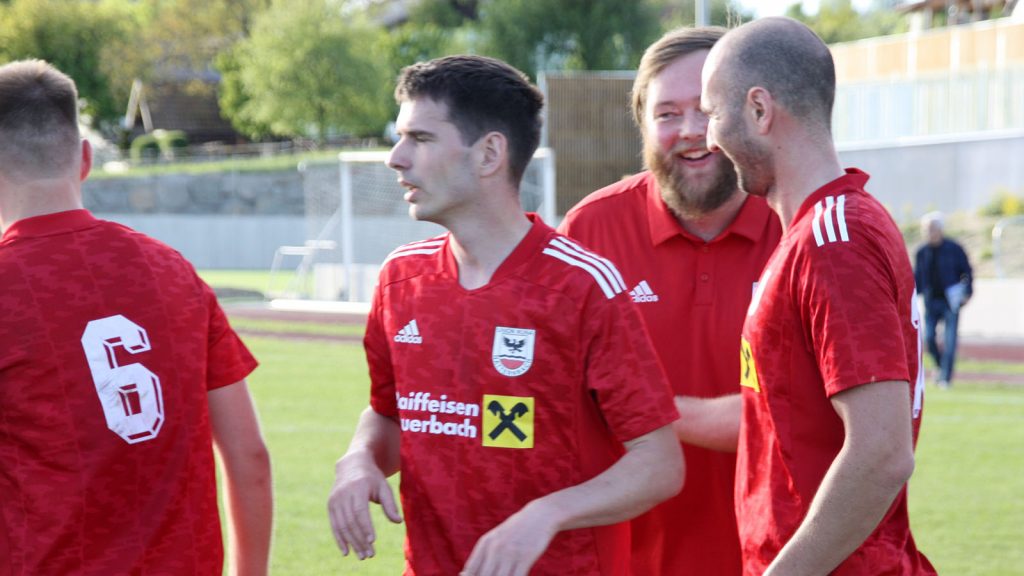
top-left (700, 18), bottom-right (936, 575)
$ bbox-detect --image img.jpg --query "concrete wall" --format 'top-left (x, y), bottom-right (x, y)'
top-left (83, 166), bottom-right (318, 269)
top-left (83, 170), bottom-right (306, 216)
top-left (958, 279), bottom-right (1024, 339)
top-left (96, 213), bottom-right (306, 269)
top-left (837, 130), bottom-right (1024, 219)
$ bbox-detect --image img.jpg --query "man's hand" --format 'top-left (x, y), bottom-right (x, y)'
top-left (327, 452), bottom-right (403, 560)
top-left (460, 501), bottom-right (558, 576)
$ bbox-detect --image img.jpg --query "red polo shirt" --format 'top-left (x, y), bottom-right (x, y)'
top-left (559, 172), bottom-right (782, 576)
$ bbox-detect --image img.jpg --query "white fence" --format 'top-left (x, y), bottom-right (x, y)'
top-left (834, 67), bottom-right (1024, 144)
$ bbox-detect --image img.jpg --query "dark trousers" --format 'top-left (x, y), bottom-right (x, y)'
top-left (924, 297), bottom-right (960, 384)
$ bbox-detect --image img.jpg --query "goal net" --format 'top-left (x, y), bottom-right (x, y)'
top-left (272, 148), bottom-right (556, 304)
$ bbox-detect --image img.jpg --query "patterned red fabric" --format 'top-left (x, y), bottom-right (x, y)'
top-left (366, 214), bottom-right (677, 576)
top-left (559, 171), bottom-right (781, 576)
top-left (0, 209), bottom-right (257, 576)
top-left (738, 170), bottom-right (935, 575)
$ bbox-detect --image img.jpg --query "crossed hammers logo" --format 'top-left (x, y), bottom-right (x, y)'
top-left (487, 400), bottom-right (529, 442)
top-left (743, 347), bottom-right (753, 381)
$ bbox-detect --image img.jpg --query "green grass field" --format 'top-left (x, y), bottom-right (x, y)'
top-left (237, 331), bottom-right (1024, 575)
top-left (243, 337), bottom-right (405, 575)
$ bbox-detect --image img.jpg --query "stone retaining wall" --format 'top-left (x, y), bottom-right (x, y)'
top-left (82, 168), bottom-right (313, 216)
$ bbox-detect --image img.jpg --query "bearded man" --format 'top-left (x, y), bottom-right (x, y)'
top-left (558, 26), bottom-right (782, 576)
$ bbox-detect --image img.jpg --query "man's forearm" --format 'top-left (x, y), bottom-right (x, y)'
top-left (672, 394), bottom-right (740, 452)
top-left (222, 454), bottom-right (273, 576)
top-left (531, 424), bottom-right (683, 531)
top-left (342, 406), bottom-right (401, 476)
top-left (765, 381), bottom-right (915, 575)
top-left (764, 445), bottom-right (912, 575)
top-left (209, 381), bottom-right (273, 576)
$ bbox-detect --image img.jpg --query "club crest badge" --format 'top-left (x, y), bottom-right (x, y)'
top-left (491, 327), bottom-right (535, 377)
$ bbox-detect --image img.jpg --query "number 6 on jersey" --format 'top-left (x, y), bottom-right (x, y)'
top-left (81, 314), bottom-right (164, 444)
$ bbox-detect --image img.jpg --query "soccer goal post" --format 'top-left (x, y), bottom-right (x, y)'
top-left (276, 147), bottom-right (556, 304)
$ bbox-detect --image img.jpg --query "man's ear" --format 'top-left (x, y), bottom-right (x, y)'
top-left (80, 139), bottom-right (93, 181)
top-left (747, 87), bottom-right (774, 135)
top-left (477, 131), bottom-right (507, 178)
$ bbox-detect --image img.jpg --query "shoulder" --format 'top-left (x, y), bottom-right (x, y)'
top-left (795, 189), bottom-right (900, 254)
top-left (113, 220), bottom-right (188, 257)
top-left (944, 238), bottom-right (969, 255)
top-left (534, 232), bottom-right (628, 300)
top-left (563, 172), bottom-right (651, 223)
top-left (378, 234), bottom-right (447, 285)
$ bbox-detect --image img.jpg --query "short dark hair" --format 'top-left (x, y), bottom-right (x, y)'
top-left (631, 26), bottom-right (726, 127)
top-left (0, 59), bottom-right (81, 180)
top-left (394, 55), bottom-right (544, 185)
top-left (723, 17), bottom-right (835, 130)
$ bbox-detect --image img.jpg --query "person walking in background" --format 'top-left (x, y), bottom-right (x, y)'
top-left (326, 55), bottom-right (683, 576)
top-left (558, 26), bottom-right (781, 576)
top-left (915, 211), bottom-right (973, 389)
top-left (701, 17), bottom-right (935, 575)
top-left (0, 60), bottom-right (273, 576)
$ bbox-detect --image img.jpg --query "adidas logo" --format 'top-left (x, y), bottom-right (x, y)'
top-left (394, 320), bottom-right (423, 344)
top-left (629, 280), bottom-right (660, 303)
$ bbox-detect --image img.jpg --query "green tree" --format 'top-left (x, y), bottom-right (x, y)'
top-left (378, 22), bottom-right (464, 77)
top-left (406, 0), bottom-right (478, 27)
top-left (785, 0), bottom-right (906, 44)
top-left (221, 0), bottom-right (392, 141)
top-left (108, 0), bottom-right (271, 97)
top-left (0, 0), bottom-right (135, 128)
top-left (214, 46), bottom-right (277, 140)
top-left (653, 0), bottom-right (754, 29)
top-left (477, 0), bottom-right (663, 77)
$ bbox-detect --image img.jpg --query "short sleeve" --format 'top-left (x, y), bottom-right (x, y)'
top-left (580, 289), bottom-right (677, 442)
top-left (204, 281), bottom-right (258, 390)
top-left (366, 282), bottom-right (398, 418)
top-left (555, 208), bottom-right (578, 236)
top-left (797, 232), bottom-right (911, 397)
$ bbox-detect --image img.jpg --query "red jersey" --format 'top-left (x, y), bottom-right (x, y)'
top-left (366, 215), bottom-right (678, 576)
top-left (0, 210), bottom-right (257, 576)
top-left (738, 170), bottom-right (934, 575)
top-left (559, 172), bottom-right (781, 576)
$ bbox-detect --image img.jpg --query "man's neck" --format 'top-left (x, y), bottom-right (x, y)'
top-left (770, 142), bottom-right (845, 231)
top-left (447, 202), bottom-right (533, 291)
top-left (0, 179), bottom-right (83, 232)
top-left (676, 191), bottom-right (747, 242)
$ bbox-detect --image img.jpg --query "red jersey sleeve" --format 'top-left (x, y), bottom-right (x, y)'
top-left (795, 223), bottom-right (913, 397)
top-left (555, 209), bottom-right (579, 237)
top-left (580, 289), bottom-right (677, 443)
top-left (366, 282), bottom-right (398, 418)
top-left (203, 280), bottom-right (258, 390)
